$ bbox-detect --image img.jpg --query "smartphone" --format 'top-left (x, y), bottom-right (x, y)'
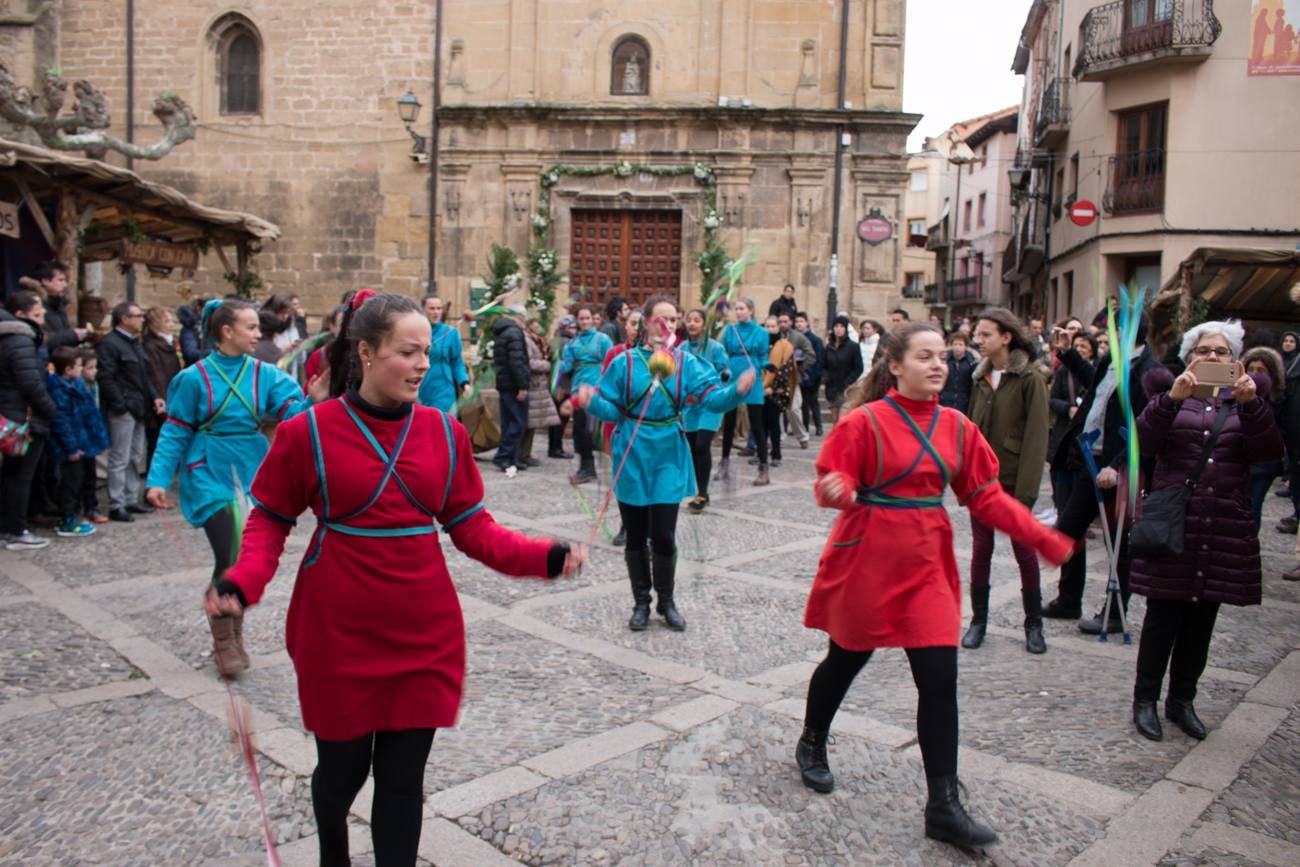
top-left (1192, 361), bottom-right (1238, 397)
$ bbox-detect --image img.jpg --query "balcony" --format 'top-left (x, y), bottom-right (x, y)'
top-left (946, 275), bottom-right (987, 305)
top-left (924, 282), bottom-right (941, 305)
top-left (925, 220), bottom-right (950, 251)
top-left (1074, 0), bottom-right (1221, 81)
top-left (1104, 149), bottom-right (1165, 214)
top-left (1035, 78), bottom-right (1070, 148)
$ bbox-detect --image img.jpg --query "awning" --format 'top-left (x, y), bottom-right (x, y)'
top-left (1160, 247), bottom-right (1300, 320)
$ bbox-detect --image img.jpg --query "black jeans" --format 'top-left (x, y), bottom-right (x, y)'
top-left (1134, 598), bottom-right (1221, 703)
top-left (722, 403), bottom-right (767, 464)
top-left (81, 454), bottom-right (100, 514)
top-left (1053, 469), bottom-right (1131, 609)
top-left (617, 501), bottom-right (679, 557)
top-left (0, 434), bottom-right (45, 536)
top-left (763, 400), bottom-right (784, 461)
top-left (57, 459), bottom-right (84, 521)
top-left (689, 429), bottom-right (714, 499)
top-left (494, 390), bottom-right (528, 467)
top-left (202, 506), bottom-right (240, 585)
top-left (805, 641), bottom-right (958, 779)
top-left (800, 382), bottom-right (822, 433)
top-left (313, 729), bottom-right (435, 867)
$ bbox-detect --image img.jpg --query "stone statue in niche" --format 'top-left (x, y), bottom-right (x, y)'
top-left (622, 53), bottom-right (643, 94)
top-left (799, 39), bottom-right (817, 87)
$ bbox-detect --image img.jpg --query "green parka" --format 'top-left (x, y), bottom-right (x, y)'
top-left (966, 348), bottom-right (1050, 506)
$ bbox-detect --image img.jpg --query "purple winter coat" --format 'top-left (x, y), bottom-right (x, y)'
top-left (1130, 370), bottom-right (1283, 606)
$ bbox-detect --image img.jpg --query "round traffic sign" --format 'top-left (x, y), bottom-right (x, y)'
top-left (1069, 199), bottom-right (1098, 227)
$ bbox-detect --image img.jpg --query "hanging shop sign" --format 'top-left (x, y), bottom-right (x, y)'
top-left (856, 208), bottom-right (894, 245)
top-left (121, 238), bottom-right (201, 270)
top-left (0, 201), bottom-right (19, 239)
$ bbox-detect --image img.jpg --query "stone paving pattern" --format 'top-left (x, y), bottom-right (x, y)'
top-left (1, 435), bottom-right (1297, 866)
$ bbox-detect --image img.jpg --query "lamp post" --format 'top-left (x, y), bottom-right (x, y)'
top-left (396, 89), bottom-right (438, 294)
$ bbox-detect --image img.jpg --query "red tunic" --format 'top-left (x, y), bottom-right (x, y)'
top-left (225, 396), bottom-right (553, 740)
top-left (805, 390), bottom-right (1073, 651)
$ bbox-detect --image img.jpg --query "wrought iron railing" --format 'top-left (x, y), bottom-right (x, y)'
top-left (1104, 148), bottom-right (1165, 214)
top-left (1074, 0), bottom-right (1221, 77)
top-left (1035, 77), bottom-right (1070, 141)
top-left (947, 275), bottom-right (985, 303)
top-left (925, 282), bottom-right (940, 305)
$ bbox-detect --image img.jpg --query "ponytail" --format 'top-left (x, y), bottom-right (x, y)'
top-left (326, 290), bottom-right (421, 398)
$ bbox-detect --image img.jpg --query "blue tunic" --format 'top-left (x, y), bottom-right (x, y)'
top-left (146, 352), bottom-right (313, 526)
top-left (559, 329), bottom-right (614, 390)
top-left (682, 337), bottom-right (729, 433)
top-left (417, 322), bottom-right (469, 412)
top-left (586, 347), bottom-right (744, 506)
top-left (721, 320), bottom-right (769, 406)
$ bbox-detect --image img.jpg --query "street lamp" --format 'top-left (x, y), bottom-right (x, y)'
top-left (396, 90), bottom-right (428, 157)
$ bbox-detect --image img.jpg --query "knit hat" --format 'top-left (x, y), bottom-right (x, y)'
top-left (833, 314), bottom-right (851, 328)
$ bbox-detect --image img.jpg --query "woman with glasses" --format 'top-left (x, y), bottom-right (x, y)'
top-left (1128, 320), bottom-right (1282, 741)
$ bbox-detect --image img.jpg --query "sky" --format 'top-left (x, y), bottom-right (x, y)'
top-left (903, 0), bottom-right (1031, 153)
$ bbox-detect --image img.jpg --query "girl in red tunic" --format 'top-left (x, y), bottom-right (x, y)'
top-left (796, 324), bottom-right (1072, 851)
top-left (205, 292), bottom-right (585, 867)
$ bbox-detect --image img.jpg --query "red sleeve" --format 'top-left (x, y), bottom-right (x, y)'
top-left (438, 416), bottom-right (554, 578)
top-left (305, 347), bottom-right (322, 384)
top-left (813, 409), bottom-right (876, 508)
top-left (954, 416), bottom-right (1073, 565)
top-left (601, 345), bottom-right (623, 373)
top-left (225, 415), bottom-right (314, 605)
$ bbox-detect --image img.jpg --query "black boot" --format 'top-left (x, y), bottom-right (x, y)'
top-left (1022, 589), bottom-right (1046, 654)
top-left (1165, 698), bottom-right (1207, 740)
top-left (612, 525), bottom-right (626, 547)
top-left (1133, 699), bottom-right (1163, 741)
top-left (652, 552), bottom-right (686, 631)
top-left (960, 585), bottom-right (989, 649)
top-left (795, 726), bottom-right (834, 793)
top-left (924, 776), bottom-right (998, 849)
top-left (625, 549), bottom-right (651, 631)
top-left (573, 459), bottom-right (597, 484)
top-left (1078, 595), bottom-right (1126, 635)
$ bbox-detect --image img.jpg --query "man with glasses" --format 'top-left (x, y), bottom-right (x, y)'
top-left (97, 303), bottom-right (165, 522)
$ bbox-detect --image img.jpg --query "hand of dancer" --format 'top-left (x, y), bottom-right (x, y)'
top-left (1231, 362), bottom-right (1256, 404)
top-left (306, 368), bottom-right (331, 403)
top-left (1095, 467), bottom-right (1118, 489)
top-left (735, 368), bottom-right (756, 395)
top-left (153, 398), bottom-right (167, 415)
top-left (815, 471), bottom-right (855, 508)
top-left (575, 385), bottom-right (595, 409)
top-left (562, 544), bottom-right (588, 577)
top-left (558, 400), bottom-right (574, 418)
top-left (204, 585), bottom-right (244, 617)
top-left (1169, 357), bottom-right (1201, 402)
top-left (145, 487), bottom-right (171, 510)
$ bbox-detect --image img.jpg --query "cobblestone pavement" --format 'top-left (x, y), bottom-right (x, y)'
top-left (2, 437), bottom-right (1297, 866)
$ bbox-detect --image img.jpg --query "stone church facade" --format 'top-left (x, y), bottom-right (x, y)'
top-left (5, 0), bottom-right (918, 327)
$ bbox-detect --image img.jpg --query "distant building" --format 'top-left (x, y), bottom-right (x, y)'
top-left (902, 148), bottom-right (944, 318)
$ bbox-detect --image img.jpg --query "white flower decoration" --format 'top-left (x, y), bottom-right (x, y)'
top-left (693, 163), bottom-right (712, 181)
top-left (532, 214), bottom-right (549, 229)
top-left (703, 211), bottom-right (720, 229)
top-left (615, 161), bottom-right (634, 176)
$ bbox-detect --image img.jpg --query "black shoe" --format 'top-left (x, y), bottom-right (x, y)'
top-left (687, 495), bottom-right (709, 514)
top-left (795, 727), bottom-right (834, 793)
top-left (126, 502), bottom-right (155, 514)
top-left (548, 449), bottom-right (574, 459)
top-left (1133, 699), bottom-right (1163, 741)
top-left (1277, 515), bottom-right (1298, 534)
top-left (769, 458), bottom-right (782, 468)
top-left (815, 428), bottom-right (824, 437)
top-left (1042, 597), bottom-right (1082, 620)
top-left (521, 457), bottom-right (541, 468)
top-left (612, 527), bottom-right (626, 547)
top-left (736, 447), bottom-right (755, 457)
top-left (572, 463), bottom-right (597, 484)
top-left (961, 585), bottom-right (990, 649)
top-left (1275, 486), bottom-right (1291, 498)
top-left (1022, 589), bottom-right (1046, 654)
top-left (1078, 602), bottom-right (1124, 635)
top-left (652, 552), bottom-right (686, 631)
top-left (924, 776), bottom-right (998, 849)
top-left (626, 549), bottom-right (652, 631)
top-left (1165, 698), bottom-right (1207, 740)
top-left (108, 508), bottom-right (135, 523)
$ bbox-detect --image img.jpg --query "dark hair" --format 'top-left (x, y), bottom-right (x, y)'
top-left (79, 347), bottom-right (97, 364)
top-left (50, 345), bottom-right (81, 374)
top-left (948, 331), bottom-right (968, 346)
top-left (604, 296), bottom-right (626, 321)
top-left (32, 261), bottom-right (68, 283)
top-left (845, 323), bottom-right (941, 410)
top-left (576, 303), bottom-right (600, 317)
top-left (1072, 332), bottom-right (1098, 356)
top-left (111, 301), bottom-right (141, 327)
top-left (206, 299), bottom-right (256, 342)
top-left (794, 311), bottom-right (809, 322)
top-left (327, 292), bottom-right (422, 398)
top-left (262, 293), bottom-right (298, 316)
top-left (975, 307), bottom-right (1037, 358)
top-left (890, 308), bottom-right (911, 320)
top-left (5, 289), bottom-right (42, 316)
top-left (783, 283), bottom-right (795, 292)
top-left (421, 293), bottom-right (441, 306)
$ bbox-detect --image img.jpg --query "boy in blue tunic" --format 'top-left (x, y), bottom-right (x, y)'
top-left (718, 297), bottom-right (771, 486)
top-left (682, 308), bottom-right (729, 513)
top-left (558, 304), bottom-right (613, 482)
top-left (416, 294), bottom-right (469, 412)
top-left (577, 295), bottom-right (754, 631)
top-left (145, 299), bottom-right (327, 675)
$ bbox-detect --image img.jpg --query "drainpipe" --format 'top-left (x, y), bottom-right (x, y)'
top-left (827, 0), bottom-right (850, 326)
top-left (427, 0), bottom-right (442, 294)
top-left (125, 0), bottom-right (136, 302)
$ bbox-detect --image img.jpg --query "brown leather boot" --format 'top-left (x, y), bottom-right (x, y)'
top-left (753, 464), bottom-right (771, 486)
top-left (209, 614), bottom-right (250, 677)
top-left (231, 613), bottom-right (252, 669)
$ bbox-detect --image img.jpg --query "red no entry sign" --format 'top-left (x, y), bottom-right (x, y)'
top-left (1069, 200), bottom-right (1098, 227)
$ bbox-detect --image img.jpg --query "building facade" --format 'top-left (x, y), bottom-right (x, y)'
top-left (901, 148), bottom-right (943, 313)
top-left (3, 1), bottom-right (920, 329)
top-left (1008, 0), bottom-right (1300, 325)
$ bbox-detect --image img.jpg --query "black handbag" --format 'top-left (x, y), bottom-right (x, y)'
top-left (1129, 402), bottom-right (1230, 558)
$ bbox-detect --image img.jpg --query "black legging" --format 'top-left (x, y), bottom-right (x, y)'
top-left (202, 505), bottom-right (240, 585)
top-left (762, 400), bottom-right (784, 461)
top-left (721, 403), bottom-right (767, 463)
top-left (618, 501), bottom-right (679, 556)
top-left (313, 728), bottom-right (436, 867)
top-left (689, 429), bottom-right (714, 499)
top-left (805, 640), bottom-right (958, 779)
top-left (572, 407), bottom-right (595, 464)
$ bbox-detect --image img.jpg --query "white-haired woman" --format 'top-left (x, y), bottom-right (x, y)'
top-left (1128, 320), bottom-right (1283, 741)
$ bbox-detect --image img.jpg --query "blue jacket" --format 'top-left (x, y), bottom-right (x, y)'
top-left (683, 337), bottom-right (729, 432)
top-left (418, 322), bottom-right (469, 412)
top-left (46, 373), bottom-right (110, 464)
top-left (800, 329), bottom-right (825, 385)
top-left (559, 329), bottom-right (614, 391)
top-left (721, 320), bottom-right (769, 406)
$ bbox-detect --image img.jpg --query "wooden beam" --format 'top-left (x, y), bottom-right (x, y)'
top-left (214, 244), bottom-right (234, 274)
top-left (14, 178), bottom-right (57, 250)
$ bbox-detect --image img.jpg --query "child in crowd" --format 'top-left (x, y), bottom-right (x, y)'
top-left (78, 349), bottom-right (108, 523)
top-left (46, 347), bottom-right (109, 537)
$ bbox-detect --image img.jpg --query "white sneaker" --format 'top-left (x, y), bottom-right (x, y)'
top-left (6, 531), bottom-right (50, 551)
top-left (1035, 507), bottom-right (1057, 525)
top-left (504, 465), bottom-right (518, 479)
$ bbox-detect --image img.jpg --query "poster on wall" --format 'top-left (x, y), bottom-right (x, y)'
top-left (1249, 1), bottom-right (1300, 75)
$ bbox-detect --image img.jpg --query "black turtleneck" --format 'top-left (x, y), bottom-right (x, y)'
top-left (346, 385), bottom-right (412, 420)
